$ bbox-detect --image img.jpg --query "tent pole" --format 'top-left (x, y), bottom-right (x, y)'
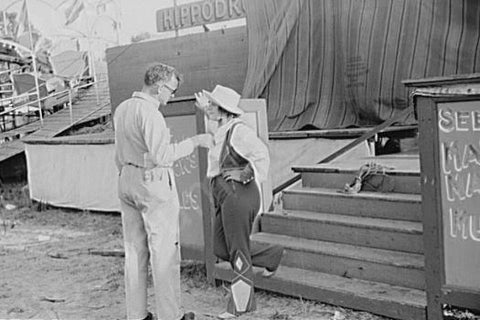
top-left (2, 11), bottom-right (8, 36)
top-left (25, 0), bottom-right (43, 126)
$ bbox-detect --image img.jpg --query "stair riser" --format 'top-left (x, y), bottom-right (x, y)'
top-left (272, 247), bottom-right (425, 290)
top-left (301, 172), bottom-right (421, 194)
top-left (283, 193), bottom-right (422, 221)
top-left (213, 264), bottom-right (426, 320)
top-left (262, 215), bottom-right (424, 254)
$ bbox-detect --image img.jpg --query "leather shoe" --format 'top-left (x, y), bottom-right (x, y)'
top-left (181, 312), bottom-right (195, 320)
top-left (142, 312), bottom-right (153, 320)
top-left (217, 311), bottom-right (236, 319)
top-left (261, 268), bottom-right (277, 278)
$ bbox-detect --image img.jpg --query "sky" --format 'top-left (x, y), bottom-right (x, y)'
top-left (2, 0), bottom-right (245, 59)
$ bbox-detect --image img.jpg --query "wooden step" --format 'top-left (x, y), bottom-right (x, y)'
top-left (261, 210), bottom-right (423, 253)
top-left (292, 165), bottom-right (420, 194)
top-left (252, 233), bottom-right (425, 290)
top-left (213, 262), bottom-right (426, 320)
top-left (283, 187), bottom-right (422, 221)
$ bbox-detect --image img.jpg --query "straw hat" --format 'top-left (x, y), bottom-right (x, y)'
top-left (203, 85), bottom-right (244, 115)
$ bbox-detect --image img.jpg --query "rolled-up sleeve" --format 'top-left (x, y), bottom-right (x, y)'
top-left (230, 124), bottom-right (270, 182)
top-left (141, 109), bottom-right (195, 166)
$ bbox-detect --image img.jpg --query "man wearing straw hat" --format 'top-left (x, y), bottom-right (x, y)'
top-left (114, 63), bottom-right (212, 320)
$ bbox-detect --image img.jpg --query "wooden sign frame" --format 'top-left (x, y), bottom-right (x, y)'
top-left (416, 93), bottom-right (480, 319)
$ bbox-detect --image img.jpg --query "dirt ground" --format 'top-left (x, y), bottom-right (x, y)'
top-left (0, 185), bottom-right (392, 320)
top-left (0, 208), bottom-right (393, 320)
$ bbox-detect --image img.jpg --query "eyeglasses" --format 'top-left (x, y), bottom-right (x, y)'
top-left (162, 83), bottom-right (177, 97)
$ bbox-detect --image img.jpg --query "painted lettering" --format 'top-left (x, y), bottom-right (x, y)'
top-left (214, 0), bottom-right (227, 19)
top-left (173, 153), bottom-right (198, 178)
top-left (466, 170), bottom-right (480, 198)
top-left (462, 143), bottom-right (480, 168)
top-left (470, 214), bottom-right (480, 241)
top-left (456, 111), bottom-right (470, 131)
top-left (439, 109), bottom-right (480, 132)
top-left (229, 0), bottom-right (244, 17)
top-left (449, 208), bottom-right (469, 239)
top-left (474, 111), bottom-right (480, 131)
top-left (179, 190), bottom-right (200, 210)
top-left (190, 3), bottom-right (202, 24)
top-left (163, 9), bottom-right (174, 30)
top-left (174, 6), bottom-right (180, 27)
top-left (445, 173), bottom-right (467, 201)
top-left (180, 6), bottom-right (190, 26)
top-left (449, 208), bottom-right (480, 242)
top-left (441, 141), bottom-right (462, 174)
top-left (156, 0), bottom-right (246, 32)
top-left (439, 108), bottom-right (454, 133)
top-left (202, 1), bottom-right (214, 20)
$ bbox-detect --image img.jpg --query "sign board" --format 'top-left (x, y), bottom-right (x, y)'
top-left (410, 74), bottom-right (480, 319)
top-left (156, 0), bottom-right (246, 32)
top-left (437, 101), bottom-right (480, 290)
top-left (166, 113), bottom-right (206, 261)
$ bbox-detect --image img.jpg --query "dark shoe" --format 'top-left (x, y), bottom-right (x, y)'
top-left (142, 312), bottom-right (153, 320)
top-left (181, 312), bottom-right (195, 320)
top-left (261, 268), bottom-right (276, 278)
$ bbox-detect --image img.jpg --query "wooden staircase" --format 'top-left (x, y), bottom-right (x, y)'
top-left (213, 154), bottom-right (427, 320)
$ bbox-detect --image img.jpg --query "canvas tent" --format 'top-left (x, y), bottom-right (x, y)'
top-left (243, 0), bottom-right (480, 131)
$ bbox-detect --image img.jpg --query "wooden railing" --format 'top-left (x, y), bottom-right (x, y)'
top-left (272, 106), bottom-right (415, 195)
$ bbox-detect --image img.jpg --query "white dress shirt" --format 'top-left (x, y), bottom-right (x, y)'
top-left (114, 91), bottom-right (195, 170)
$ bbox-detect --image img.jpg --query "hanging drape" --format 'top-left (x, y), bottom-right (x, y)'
top-left (243, 0), bottom-right (480, 131)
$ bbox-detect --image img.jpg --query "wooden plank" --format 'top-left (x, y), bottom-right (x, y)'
top-left (283, 188), bottom-right (422, 221)
top-left (273, 106), bottom-right (415, 194)
top-left (262, 210), bottom-right (424, 253)
top-left (403, 73), bottom-right (480, 87)
top-left (253, 233), bottom-right (425, 290)
top-left (214, 263), bottom-right (426, 320)
top-left (269, 125), bottom-right (418, 140)
top-left (106, 26), bottom-right (248, 111)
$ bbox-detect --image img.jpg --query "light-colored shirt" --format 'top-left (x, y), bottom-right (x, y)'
top-left (207, 118), bottom-right (270, 182)
top-left (114, 91), bottom-right (194, 170)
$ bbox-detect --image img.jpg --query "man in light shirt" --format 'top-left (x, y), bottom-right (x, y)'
top-left (114, 63), bottom-right (212, 320)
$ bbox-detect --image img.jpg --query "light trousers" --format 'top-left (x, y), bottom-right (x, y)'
top-left (119, 165), bottom-right (182, 320)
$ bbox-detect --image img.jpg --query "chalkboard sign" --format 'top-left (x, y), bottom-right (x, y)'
top-left (157, 97), bottom-right (210, 262)
top-left (410, 74), bottom-right (480, 319)
top-left (437, 100), bottom-right (480, 290)
top-left (165, 114), bottom-right (206, 261)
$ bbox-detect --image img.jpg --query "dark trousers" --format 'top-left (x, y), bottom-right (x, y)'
top-left (211, 176), bottom-right (283, 314)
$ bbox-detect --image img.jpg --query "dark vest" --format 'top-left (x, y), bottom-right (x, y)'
top-left (220, 122), bottom-right (250, 172)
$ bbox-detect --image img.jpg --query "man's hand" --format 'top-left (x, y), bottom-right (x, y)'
top-left (191, 133), bottom-right (214, 149)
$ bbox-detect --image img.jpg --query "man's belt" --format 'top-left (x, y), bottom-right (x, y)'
top-left (125, 162), bottom-right (172, 185)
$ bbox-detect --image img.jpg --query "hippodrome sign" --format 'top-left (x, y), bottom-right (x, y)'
top-left (156, 0), bottom-right (246, 33)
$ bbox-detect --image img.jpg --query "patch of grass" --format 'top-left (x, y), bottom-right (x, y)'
top-left (180, 260), bottom-right (208, 289)
top-left (0, 182), bottom-right (32, 209)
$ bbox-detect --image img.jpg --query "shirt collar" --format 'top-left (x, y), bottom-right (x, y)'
top-left (132, 91), bottom-right (160, 109)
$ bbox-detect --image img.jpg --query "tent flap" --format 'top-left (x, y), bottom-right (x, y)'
top-left (243, 0), bottom-right (480, 131)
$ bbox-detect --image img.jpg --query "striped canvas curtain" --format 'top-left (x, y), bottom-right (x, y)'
top-left (243, 0), bottom-right (480, 131)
